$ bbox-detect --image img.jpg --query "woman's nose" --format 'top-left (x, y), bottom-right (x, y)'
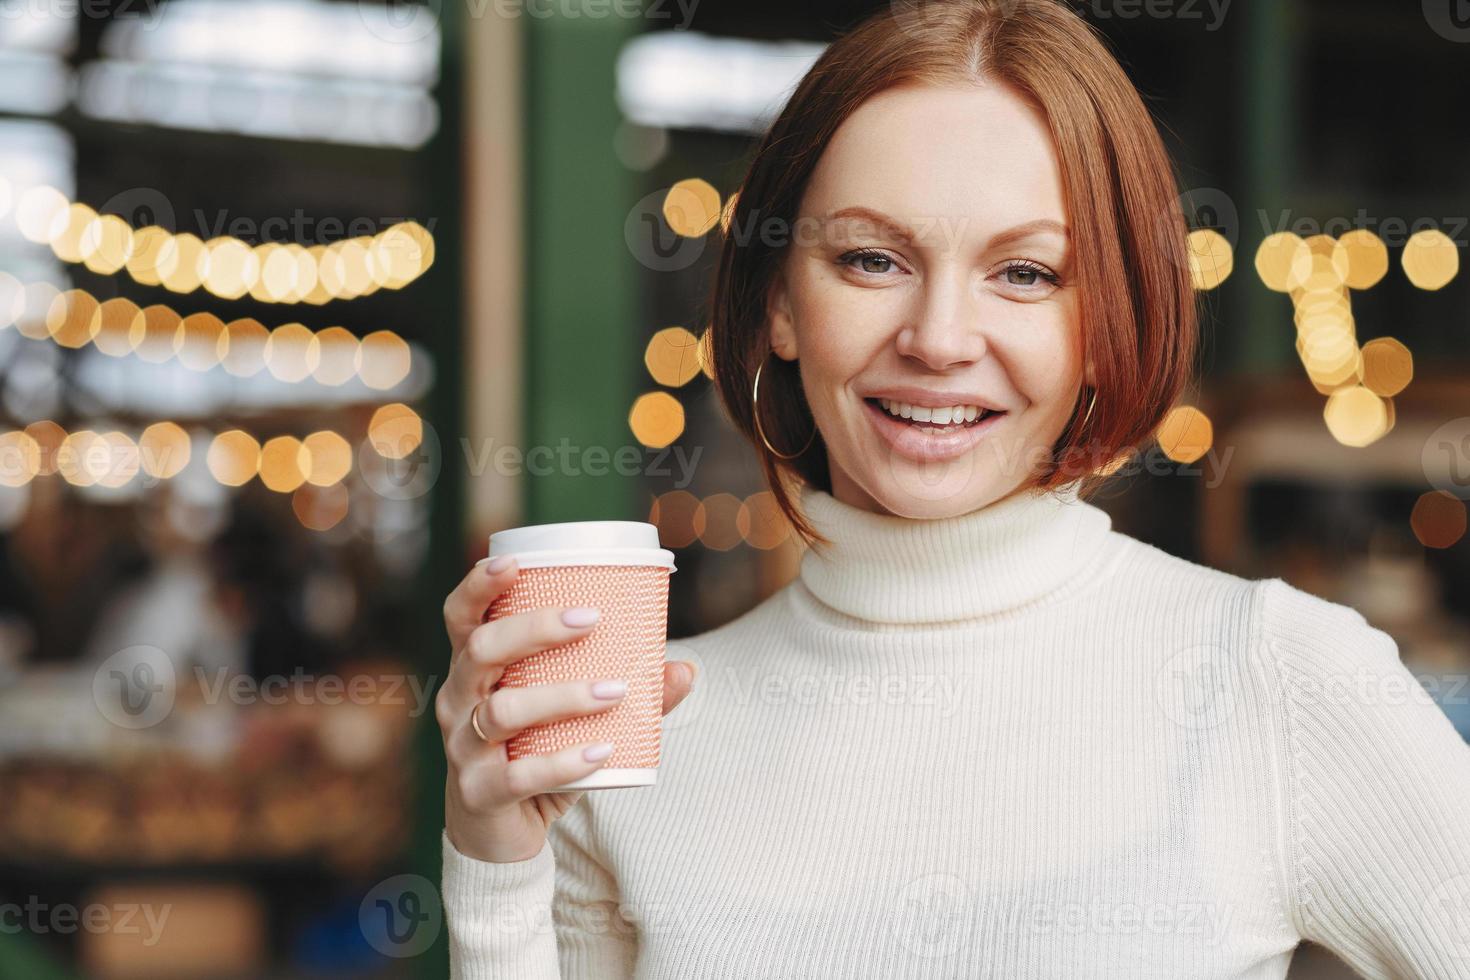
top-left (893, 278), bottom-right (987, 370)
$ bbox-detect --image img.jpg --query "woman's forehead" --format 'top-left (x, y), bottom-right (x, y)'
top-left (802, 83), bottom-right (1069, 242)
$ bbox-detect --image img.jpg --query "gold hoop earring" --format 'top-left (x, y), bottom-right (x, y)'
top-left (752, 355), bottom-right (816, 460)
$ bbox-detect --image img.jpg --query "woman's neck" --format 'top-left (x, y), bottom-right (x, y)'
top-left (794, 480), bottom-right (1116, 625)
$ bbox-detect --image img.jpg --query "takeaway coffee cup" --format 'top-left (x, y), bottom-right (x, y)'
top-left (485, 520), bottom-right (676, 790)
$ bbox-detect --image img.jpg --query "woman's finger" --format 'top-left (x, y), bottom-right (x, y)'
top-left (496, 740), bottom-right (618, 804)
top-left (443, 557), bottom-right (519, 655)
top-left (447, 678), bottom-right (627, 758)
top-left (662, 660), bottom-right (697, 716)
top-left (440, 605), bottom-right (601, 715)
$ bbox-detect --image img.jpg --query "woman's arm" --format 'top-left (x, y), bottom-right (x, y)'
top-left (442, 830), bottom-right (558, 978)
top-left (435, 560), bottom-right (694, 978)
top-left (442, 803), bottom-right (638, 979)
top-left (1260, 579), bottom-right (1470, 978)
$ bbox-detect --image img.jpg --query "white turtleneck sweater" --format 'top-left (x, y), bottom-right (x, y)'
top-left (441, 482), bottom-right (1470, 979)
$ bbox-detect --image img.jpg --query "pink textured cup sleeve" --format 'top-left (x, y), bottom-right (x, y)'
top-left (488, 564), bottom-right (670, 769)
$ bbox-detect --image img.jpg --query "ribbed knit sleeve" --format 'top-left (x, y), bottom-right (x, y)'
top-left (1259, 579), bottom-right (1470, 979)
top-left (442, 830), bottom-right (558, 979)
top-left (443, 804), bottom-right (638, 979)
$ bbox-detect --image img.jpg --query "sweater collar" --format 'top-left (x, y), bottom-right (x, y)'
top-left (795, 480), bottom-right (1115, 625)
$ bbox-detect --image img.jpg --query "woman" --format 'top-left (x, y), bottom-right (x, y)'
top-left (437, 1), bottom-right (1470, 976)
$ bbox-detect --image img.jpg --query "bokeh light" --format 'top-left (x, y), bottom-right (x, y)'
top-left (644, 326), bottom-right (703, 387)
top-left (139, 422), bottom-right (191, 479)
top-left (628, 391), bottom-right (684, 449)
top-left (1156, 405), bottom-right (1213, 464)
top-left (1410, 491), bottom-right (1467, 549)
top-left (207, 430), bottom-right (262, 487)
top-left (367, 404), bottom-right (422, 460)
top-left (663, 178), bottom-right (721, 237)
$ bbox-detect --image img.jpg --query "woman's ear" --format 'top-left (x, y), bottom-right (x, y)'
top-left (767, 271), bottom-right (800, 362)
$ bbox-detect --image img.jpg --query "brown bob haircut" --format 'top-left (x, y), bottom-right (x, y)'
top-left (707, 0), bottom-right (1198, 546)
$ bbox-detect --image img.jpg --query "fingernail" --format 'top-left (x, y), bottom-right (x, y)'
top-left (583, 742), bottom-right (614, 762)
top-left (590, 679), bottom-right (628, 699)
top-left (683, 662), bottom-right (698, 685)
top-left (486, 555), bottom-right (514, 574)
top-left (562, 607), bottom-right (600, 628)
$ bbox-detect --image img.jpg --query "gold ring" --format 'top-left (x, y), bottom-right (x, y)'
top-left (470, 699), bottom-right (491, 742)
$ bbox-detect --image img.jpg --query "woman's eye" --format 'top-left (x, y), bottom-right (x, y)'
top-left (839, 250), bottom-right (898, 276)
top-left (999, 262), bottom-right (1061, 290)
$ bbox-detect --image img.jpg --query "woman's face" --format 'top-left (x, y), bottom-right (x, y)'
top-left (768, 81), bottom-right (1091, 519)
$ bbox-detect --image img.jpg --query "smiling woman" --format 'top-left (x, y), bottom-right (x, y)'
top-left (710, 0), bottom-right (1197, 534)
top-left (437, 2), bottom-right (1470, 978)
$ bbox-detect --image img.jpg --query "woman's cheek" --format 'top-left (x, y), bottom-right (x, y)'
top-left (794, 290), bottom-right (870, 361)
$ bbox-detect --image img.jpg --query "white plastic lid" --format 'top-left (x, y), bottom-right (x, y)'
top-left (487, 520), bottom-right (676, 570)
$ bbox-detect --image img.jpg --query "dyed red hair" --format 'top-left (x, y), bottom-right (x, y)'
top-left (708, 0), bottom-right (1198, 545)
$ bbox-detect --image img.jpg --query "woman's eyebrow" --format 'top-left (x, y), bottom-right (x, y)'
top-left (822, 207), bottom-right (1069, 250)
top-left (824, 206), bottom-right (916, 243)
top-left (988, 218), bottom-right (1070, 249)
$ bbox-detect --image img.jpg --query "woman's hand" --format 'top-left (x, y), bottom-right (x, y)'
top-left (438, 557), bottom-right (697, 863)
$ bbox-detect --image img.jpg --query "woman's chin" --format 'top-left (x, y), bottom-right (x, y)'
top-left (847, 470), bottom-right (1015, 520)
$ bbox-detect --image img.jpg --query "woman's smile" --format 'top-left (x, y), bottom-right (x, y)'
top-left (860, 395), bottom-right (1009, 464)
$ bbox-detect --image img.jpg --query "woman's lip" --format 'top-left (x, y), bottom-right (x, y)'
top-left (863, 397), bottom-right (1005, 463)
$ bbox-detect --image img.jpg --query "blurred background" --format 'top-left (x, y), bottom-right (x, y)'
top-left (0, 0), bottom-right (1466, 976)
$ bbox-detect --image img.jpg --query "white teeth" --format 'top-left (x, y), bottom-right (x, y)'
top-left (877, 398), bottom-right (988, 425)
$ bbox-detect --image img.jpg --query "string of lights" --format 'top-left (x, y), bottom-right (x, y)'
top-left (0, 403), bottom-right (420, 494)
top-left (4, 179), bottom-right (435, 303)
top-left (0, 276), bottom-right (414, 389)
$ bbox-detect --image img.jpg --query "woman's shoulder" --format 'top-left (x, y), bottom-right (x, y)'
top-left (1108, 530), bottom-right (1408, 679)
top-left (1092, 530), bottom-right (1408, 671)
top-left (1092, 530), bottom-right (1267, 623)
